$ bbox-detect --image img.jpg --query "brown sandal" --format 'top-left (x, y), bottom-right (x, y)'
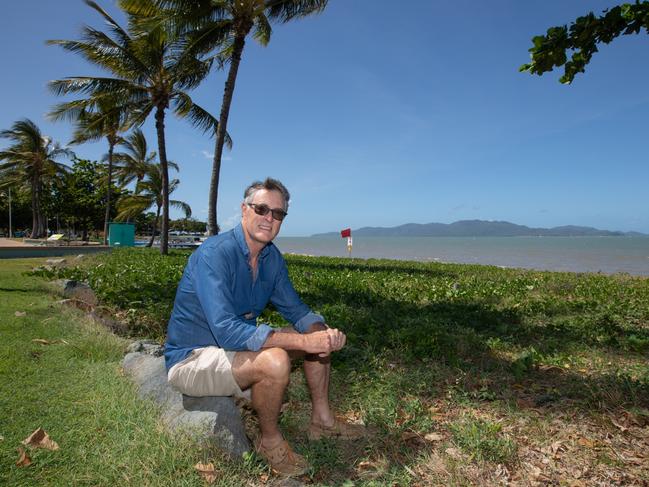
top-left (308, 418), bottom-right (367, 441)
top-left (255, 439), bottom-right (309, 477)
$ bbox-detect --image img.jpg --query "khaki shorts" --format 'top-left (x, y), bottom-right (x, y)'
top-left (167, 347), bottom-right (250, 399)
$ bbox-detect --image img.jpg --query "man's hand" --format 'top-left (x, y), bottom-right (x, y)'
top-left (303, 328), bottom-right (346, 356)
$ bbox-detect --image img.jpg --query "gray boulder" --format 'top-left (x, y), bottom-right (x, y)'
top-left (126, 339), bottom-right (164, 356)
top-left (122, 344), bottom-right (250, 457)
top-left (63, 280), bottom-right (98, 306)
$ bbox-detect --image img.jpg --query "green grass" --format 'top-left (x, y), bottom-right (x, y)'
top-left (0, 259), bottom-right (261, 486)
top-left (449, 415), bottom-right (517, 463)
top-left (18, 249), bottom-right (649, 484)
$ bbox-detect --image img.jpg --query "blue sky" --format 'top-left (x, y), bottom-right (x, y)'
top-left (1, 0), bottom-right (648, 236)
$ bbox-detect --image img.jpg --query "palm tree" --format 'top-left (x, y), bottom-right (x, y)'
top-left (49, 96), bottom-right (130, 244)
top-left (0, 119), bottom-right (73, 238)
top-left (113, 128), bottom-right (156, 188)
top-left (116, 161), bottom-right (190, 247)
top-left (122, 0), bottom-right (328, 235)
top-left (48, 0), bottom-right (221, 254)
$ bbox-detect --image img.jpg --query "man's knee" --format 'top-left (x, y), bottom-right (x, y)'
top-left (258, 347), bottom-right (291, 383)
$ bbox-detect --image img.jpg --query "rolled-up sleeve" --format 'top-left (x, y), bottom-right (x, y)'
top-left (269, 259), bottom-right (325, 333)
top-left (195, 252), bottom-right (273, 351)
top-left (294, 312), bottom-right (326, 333)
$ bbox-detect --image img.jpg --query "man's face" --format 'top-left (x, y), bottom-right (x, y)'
top-left (241, 189), bottom-right (286, 249)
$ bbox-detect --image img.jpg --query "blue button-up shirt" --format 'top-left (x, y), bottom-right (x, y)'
top-left (164, 223), bottom-right (324, 371)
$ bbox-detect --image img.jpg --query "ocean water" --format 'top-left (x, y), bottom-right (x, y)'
top-left (274, 236), bottom-right (649, 276)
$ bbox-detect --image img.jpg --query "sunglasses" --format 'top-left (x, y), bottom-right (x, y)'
top-left (247, 203), bottom-right (288, 222)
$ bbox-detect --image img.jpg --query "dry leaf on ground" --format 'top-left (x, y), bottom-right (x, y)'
top-left (31, 338), bottom-right (66, 345)
top-left (549, 440), bottom-right (563, 457)
top-left (194, 462), bottom-right (217, 484)
top-left (16, 447), bottom-right (32, 467)
top-left (356, 456), bottom-right (389, 480)
top-left (401, 431), bottom-right (420, 442)
top-left (357, 460), bottom-right (373, 470)
top-left (538, 364), bottom-right (564, 373)
top-left (22, 428), bottom-right (59, 450)
top-left (611, 418), bottom-right (629, 433)
top-left (445, 447), bottom-right (462, 459)
top-left (15, 311), bottom-right (26, 317)
top-left (577, 437), bottom-right (595, 448)
top-left (424, 433), bottom-right (444, 442)
top-left (516, 397), bottom-right (536, 409)
top-left (523, 462), bottom-right (542, 480)
top-left (340, 409), bottom-right (364, 424)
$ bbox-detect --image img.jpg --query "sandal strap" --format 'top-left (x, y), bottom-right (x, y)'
top-left (255, 439), bottom-right (309, 476)
top-left (256, 440), bottom-right (289, 463)
top-left (308, 417), bottom-right (366, 440)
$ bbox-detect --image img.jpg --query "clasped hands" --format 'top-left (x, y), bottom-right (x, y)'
top-left (304, 327), bottom-right (346, 357)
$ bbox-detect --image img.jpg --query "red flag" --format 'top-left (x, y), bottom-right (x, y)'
top-left (340, 228), bottom-right (351, 238)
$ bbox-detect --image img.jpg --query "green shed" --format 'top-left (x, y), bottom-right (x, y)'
top-left (108, 222), bottom-right (135, 247)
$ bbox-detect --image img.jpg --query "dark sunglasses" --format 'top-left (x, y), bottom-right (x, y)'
top-left (247, 203), bottom-right (288, 221)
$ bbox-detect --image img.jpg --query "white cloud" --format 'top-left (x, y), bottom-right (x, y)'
top-left (201, 151), bottom-right (231, 161)
top-left (220, 208), bottom-right (241, 231)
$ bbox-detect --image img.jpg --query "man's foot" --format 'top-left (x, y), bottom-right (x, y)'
top-left (307, 418), bottom-right (367, 441)
top-left (255, 439), bottom-right (309, 477)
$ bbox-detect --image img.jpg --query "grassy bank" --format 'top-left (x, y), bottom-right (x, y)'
top-left (13, 250), bottom-right (649, 484)
top-left (0, 259), bottom-right (262, 486)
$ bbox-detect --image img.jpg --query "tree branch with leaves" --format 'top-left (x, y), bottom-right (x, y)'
top-left (520, 1), bottom-right (649, 84)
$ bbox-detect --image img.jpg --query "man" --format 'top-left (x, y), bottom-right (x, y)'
top-left (165, 178), bottom-right (363, 476)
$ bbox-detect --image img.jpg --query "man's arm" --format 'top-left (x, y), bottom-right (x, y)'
top-left (261, 325), bottom-right (346, 356)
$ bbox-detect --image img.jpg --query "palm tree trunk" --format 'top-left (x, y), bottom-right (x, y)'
top-left (103, 139), bottom-right (115, 245)
top-left (30, 174), bottom-right (43, 239)
top-left (154, 105), bottom-right (169, 255)
top-left (147, 206), bottom-right (160, 247)
top-left (207, 29), bottom-right (250, 236)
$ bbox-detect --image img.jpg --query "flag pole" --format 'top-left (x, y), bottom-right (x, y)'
top-left (340, 228), bottom-right (352, 258)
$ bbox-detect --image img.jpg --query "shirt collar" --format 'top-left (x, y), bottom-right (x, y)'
top-left (233, 223), bottom-right (272, 259)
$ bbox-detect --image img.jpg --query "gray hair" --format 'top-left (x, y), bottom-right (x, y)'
top-left (243, 178), bottom-right (290, 211)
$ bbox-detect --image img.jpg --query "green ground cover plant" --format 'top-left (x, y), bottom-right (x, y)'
top-left (20, 249), bottom-right (649, 484)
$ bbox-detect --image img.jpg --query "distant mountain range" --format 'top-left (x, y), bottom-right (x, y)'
top-left (312, 220), bottom-right (646, 238)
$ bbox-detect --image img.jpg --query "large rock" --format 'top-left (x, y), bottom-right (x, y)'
top-left (63, 280), bottom-right (98, 306)
top-left (122, 342), bottom-right (250, 457)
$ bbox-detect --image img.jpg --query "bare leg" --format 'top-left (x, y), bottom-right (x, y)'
top-left (303, 323), bottom-right (335, 427)
top-left (232, 348), bottom-right (290, 447)
top-left (271, 325), bottom-right (365, 441)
